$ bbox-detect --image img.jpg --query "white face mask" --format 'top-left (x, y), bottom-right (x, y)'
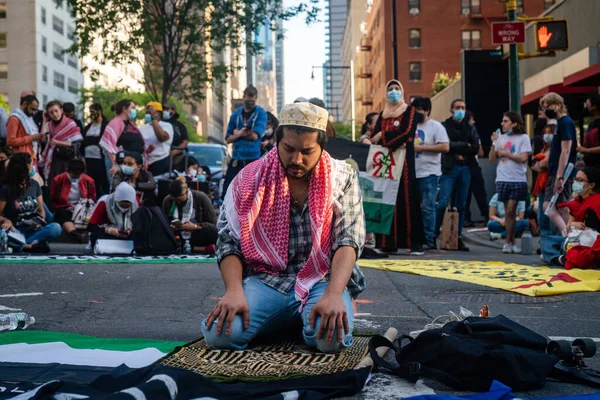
top-left (543, 134), bottom-right (553, 144)
top-left (264, 128), bottom-right (273, 136)
top-left (188, 168), bottom-right (198, 178)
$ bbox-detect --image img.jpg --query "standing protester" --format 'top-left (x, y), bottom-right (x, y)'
top-left (162, 177), bottom-right (217, 254)
top-left (360, 112), bottom-right (379, 144)
top-left (140, 102), bottom-right (173, 178)
top-left (541, 93), bottom-right (578, 236)
top-left (412, 97), bottom-right (449, 250)
top-left (436, 99), bottom-right (480, 251)
top-left (111, 151), bottom-right (156, 202)
top-left (41, 101), bottom-right (83, 185)
top-left (6, 95), bottom-right (46, 162)
top-left (489, 112), bottom-right (532, 254)
top-left (464, 111), bottom-right (489, 227)
top-left (372, 80), bottom-right (425, 255)
top-left (577, 94), bottom-right (600, 170)
top-left (100, 99), bottom-right (143, 179)
top-left (532, 121), bottom-right (556, 238)
top-left (163, 104), bottom-right (189, 171)
top-left (222, 85), bottom-right (267, 198)
top-left (0, 153), bottom-right (62, 253)
top-left (82, 103), bottom-right (109, 196)
top-left (50, 158), bottom-right (96, 242)
top-left (63, 102), bottom-right (84, 132)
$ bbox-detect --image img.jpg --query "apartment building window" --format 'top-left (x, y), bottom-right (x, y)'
top-left (43, 95), bottom-right (48, 106)
top-left (42, 65), bottom-right (47, 83)
top-left (462, 30), bottom-right (481, 49)
top-left (409, 62), bottom-right (421, 81)
top-left (68, 78), bottom-right (78, 94)
top-left (53, 43), bottom-right (64, 62)
top-left (0, 33), bottom-right (6, 49)
top-left (408, 0), bottom-right (420, 14)
top-left (517, 0), bottom-right (524, 13)
top-left (0, 63), bottom-right (6, 80)
top-left (0, 2), bottom-right (5, 19)
top-left (544, 0), bottom-right (558, 10)
top-left (68, 55), bottom-right (77, 68)
top-left (42, 36), bottom-right (47, 54)
top-left (41, 7), bottom-right (46, 24)
top-left (52, 15), bottom-right (64, 35)
top-left (461, 0), bottom-right (481, 15)
top-left (409, 29), bottom-right (421, 48)
top-left (53, 71), bottom-right (65, 89)
top-left (67, 25), bottom-right (75, 42)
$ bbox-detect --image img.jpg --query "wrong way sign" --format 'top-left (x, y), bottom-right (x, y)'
top-left (491, 21), bottom-right (526, 45)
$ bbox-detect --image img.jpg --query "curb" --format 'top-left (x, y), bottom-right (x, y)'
top-left (461, 233), bottom-right (503, 250)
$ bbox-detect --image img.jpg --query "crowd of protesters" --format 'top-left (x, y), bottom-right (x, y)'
top-left (0, 89), bottom-right (217, 254)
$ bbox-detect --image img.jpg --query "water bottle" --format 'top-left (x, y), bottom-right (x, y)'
top-left (0, 313), bottom-right (36, 331)
top-left (0, 229), bottom-right (7, 254)
top-left (182, 231), bottom-right (192, 255)
top-left (565, 226), bottom-right (581, 252)
top-left (521, 230), bottom-right (533, 255)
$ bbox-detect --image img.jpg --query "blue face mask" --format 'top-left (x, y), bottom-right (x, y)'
top-left (453, 109), bottom-right (465, 121)
top-left (120, 165), bottom-right (135, 176)
top-left (129, 109), bottom-right (137, 120)
top-left (572, 181), bottom-right (585, 194)
top-left (29, 166), bottom-right (36, 177)
top-left (144, 114), bottom-right (152, 124)
top-left (162, 111), bottom-right (171, 120)
top-left (387, 90), bottom-right (402, 104)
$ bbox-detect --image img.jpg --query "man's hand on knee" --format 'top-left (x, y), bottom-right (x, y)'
top-left (309, 293), bottom-right (349, 345)
top-left (206, 290), bottom-right (250, 336)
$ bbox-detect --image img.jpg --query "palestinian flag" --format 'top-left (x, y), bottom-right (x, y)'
top-left (326, 138), bottom-right (402, 235)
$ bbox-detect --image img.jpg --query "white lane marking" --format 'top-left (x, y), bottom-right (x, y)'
top-left (0, 293), bottom-right (43, 298)
top-left (356, 313), bottom-right (372, 316)
top-left (549, 336), bottom-right (600, 343)
top-left (50, 292), bottom-right (68, 295)
top-left (0, 305), bottom-right (21, 311)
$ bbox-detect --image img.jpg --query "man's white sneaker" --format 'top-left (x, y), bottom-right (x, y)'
top-left (512, 245), bottom-right (522, 254)
top-left (502, 244), bottom-right (512, 254)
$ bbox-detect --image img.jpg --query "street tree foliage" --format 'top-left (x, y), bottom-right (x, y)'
top-left (432, 72), bottom-right (462, 96)
top-left (60, 0), bottom-right (319, 104)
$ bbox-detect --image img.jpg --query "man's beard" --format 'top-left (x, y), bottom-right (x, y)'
top-left (278, 156), bottom-right (313, 180)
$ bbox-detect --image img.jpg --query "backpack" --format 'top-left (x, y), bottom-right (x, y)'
top-left (368, 315), bottom-right (559, 391)
top-left (131, 205), bottom-right (179, 256)
top-left (72, 198), bottom-right (96, 230)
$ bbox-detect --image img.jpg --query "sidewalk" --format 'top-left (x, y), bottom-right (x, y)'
top-left (462, 226), bottom-right (541, 251)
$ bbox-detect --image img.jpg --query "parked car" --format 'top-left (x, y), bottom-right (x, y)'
top-left (186, 143), bottom-right (229, 201)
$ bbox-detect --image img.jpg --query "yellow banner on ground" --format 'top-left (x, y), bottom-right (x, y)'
top-left (358, 259), bottom-right (600, 296)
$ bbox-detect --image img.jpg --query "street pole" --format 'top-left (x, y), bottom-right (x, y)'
top-left (391, 0), bottom-right (398, 78)
top-left (507, 0), bottom-right (520, 112)
top-left (350, 59), bottom-right (356, 142)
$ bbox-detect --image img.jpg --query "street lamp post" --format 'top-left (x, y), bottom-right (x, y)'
top-left (311, 64), bottom-right (356, 142)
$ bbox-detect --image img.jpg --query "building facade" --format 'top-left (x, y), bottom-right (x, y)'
top-left (354, 0), bottom-right (551, 123)
top-left (0, 0), bottom-right (84, 110)
top-left (275, 19), bottom-right (285, 113)
top-left (324, 0), bottom-right (347, 122)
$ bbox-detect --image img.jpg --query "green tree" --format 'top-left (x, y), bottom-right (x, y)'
top-left (432, 72), bottom-right (461, 96)
top-left (61, 0), bottom-right (318, 104)
top-left (79, 86), bottom-right (204, 143)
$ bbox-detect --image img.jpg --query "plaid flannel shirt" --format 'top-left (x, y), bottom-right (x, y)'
top-left (216, 162), bottom-right (366, 299)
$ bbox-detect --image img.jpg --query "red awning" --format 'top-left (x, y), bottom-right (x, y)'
top-left (563, 62), bottom-right (600, 87)
top-left (520, 83), bottom-right (598, 107)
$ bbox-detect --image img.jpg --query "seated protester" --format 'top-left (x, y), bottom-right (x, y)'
top-left (201, 103), bottom-right (365, 353)
top-left (88, 182), bottom-right (139, 248)
top-left (50, 158), bottom-right (96, 242)
top-left (487, 193), bottom-right (529, 240)
top-left (162, 177), bottom-right (217, 254)
top-left (0, 153), bottom-right (62, 253)
top-left (139, 102), bottom-right (173, 179)
top-left (556, 167), bottom-right (600, 269)
top-left (111, 151), bottom-right (156, 201)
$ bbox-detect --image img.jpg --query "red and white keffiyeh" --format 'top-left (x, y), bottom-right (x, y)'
top-left (41, 117), bottom-right (83, 180)
top-left (223, 148), bottom-right (340, 307)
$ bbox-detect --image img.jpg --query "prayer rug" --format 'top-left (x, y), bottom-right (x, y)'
top-left (358, 259), bottom-right (600, 296)
top-left (0, 255), bottom-right (216, 264)
top-left (160, 336), bottom-right (371, 382)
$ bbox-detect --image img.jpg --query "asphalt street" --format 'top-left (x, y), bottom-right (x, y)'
top-left (0, 244), bottom-right (598, 399)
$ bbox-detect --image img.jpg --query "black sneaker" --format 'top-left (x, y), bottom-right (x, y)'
top-left (30, 243), bottom-right (50, 254)
top-left (457, 238), bottom-right (470, 252)
top-left (410, 247), bottom-right (425, 256)
top-left (464, 220), bottom-right (475, 228)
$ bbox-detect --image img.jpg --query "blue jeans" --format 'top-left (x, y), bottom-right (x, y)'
top-left (540, 234), bottom-right (564, 263)
top-left (43, 203), bottom-right (54, 223)
top-left (436, 165), bottom-right (471, 237)
top-left (488, 220), bottom-right (530, 238)
top-left (418, 175), bottom-right (439, 247)
top-left (201, 276), bottom-right (354, 353)
top-left (20, 222), bottom-right (62, 245)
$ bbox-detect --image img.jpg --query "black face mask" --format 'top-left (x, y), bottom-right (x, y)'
top-left (545, 109), bottom-right (557, 119)
top-left (244, 101), bottom-right (256, 110)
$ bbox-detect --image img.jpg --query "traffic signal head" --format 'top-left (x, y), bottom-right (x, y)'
top-left (535, 20), bottom-right (569, 51)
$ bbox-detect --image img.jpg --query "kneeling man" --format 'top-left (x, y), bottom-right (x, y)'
top-left (202, 102), bottom-right (365, 353)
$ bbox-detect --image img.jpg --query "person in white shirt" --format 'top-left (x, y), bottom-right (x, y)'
top-left (412, 97), bottom-right (449, 249)
top-left (489, 112), bottom-right (532, 254)
top-left (140, 102), bottom-right (174, 179)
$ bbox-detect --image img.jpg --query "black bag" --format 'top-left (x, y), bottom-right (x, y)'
top-left (131, 205), bottom-right (179, 256)
top-left (368, 315), bottom-right (558, 391)
top-left (54, 144), bottom-right (77, 160)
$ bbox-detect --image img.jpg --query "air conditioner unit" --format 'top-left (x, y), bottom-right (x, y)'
top-left (409, 7), bottom-right (420, 16)
top-left (462, 8), bottom-right (471, 16)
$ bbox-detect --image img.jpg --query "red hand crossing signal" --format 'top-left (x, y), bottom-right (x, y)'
top-left (535, 20), bottom-right (569, 51)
